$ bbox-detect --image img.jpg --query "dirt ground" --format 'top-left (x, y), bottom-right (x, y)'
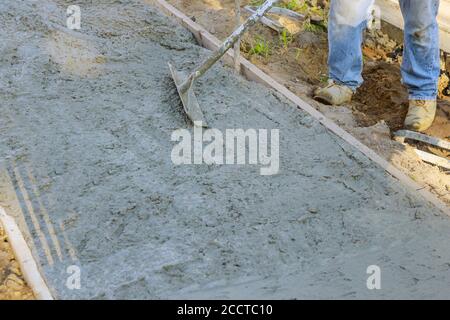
top-left (1, 0), bottom-right (450, 300)
top-left (166, 0), bottom-right (450, 204)
top-left (0, 225), bottom-right (34, 300)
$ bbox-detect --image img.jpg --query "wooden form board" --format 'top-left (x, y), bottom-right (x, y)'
top-left (0, 208), bottom-right (54, 300)
top-left (375, 0), bottom-right (450, 53)
top-left (151, 0), bottom-right (449, 215)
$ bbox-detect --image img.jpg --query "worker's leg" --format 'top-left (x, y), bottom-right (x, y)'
top-left (327, 0), bottom-right (374, 90)
top-left (399, 0), bottom-right (440, 100)
top-left (316, 0), bottom-right (375, 105)
top-left (399, 0), bottom-right (440, 131)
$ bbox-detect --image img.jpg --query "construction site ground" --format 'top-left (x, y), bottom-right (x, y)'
top-left (0, 0), bottom-right (449, 299)
top-left (165, 0), bottom-right (449, 205)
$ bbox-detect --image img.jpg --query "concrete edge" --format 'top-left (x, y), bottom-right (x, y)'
top-left (0, 206), bottom-right (54, 300)
top-left (150, 0), bottom-right (450, 215)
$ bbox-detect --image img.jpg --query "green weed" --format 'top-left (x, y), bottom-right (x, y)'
top-left (279, 29), bottom-right (293, 49)
top-left (303, 21), bottom-right (326, 33)
top-left (249, 37), bottom-right (271, 58)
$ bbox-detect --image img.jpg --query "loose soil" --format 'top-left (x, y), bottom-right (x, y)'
top-left (0, 225), bottom-right (34, 300)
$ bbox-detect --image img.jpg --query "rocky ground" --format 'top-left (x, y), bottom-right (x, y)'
top-left (0, 225), bottom-right (34, 300)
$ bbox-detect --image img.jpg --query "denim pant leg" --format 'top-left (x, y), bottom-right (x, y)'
top-left (328, 0), bottom-right (373, 90)
top-left (399, 0), bottom-right (440, 100)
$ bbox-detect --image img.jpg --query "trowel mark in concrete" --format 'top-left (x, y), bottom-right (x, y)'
top-left (0, 0), bottom-right (450, 299)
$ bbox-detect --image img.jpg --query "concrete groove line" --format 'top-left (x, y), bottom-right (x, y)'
top-left (58, 219), bottom-right (78, 263)
top-left (11, 162), bottom-right (55, 266)
top-left (1, 0), bottom-right (448, 300)
top-left (0, 166), bottom-right (43, 267)
top-left (25, 164), bottom-right (65, 263)
top-left (25, 168), bottom-right (81, 263)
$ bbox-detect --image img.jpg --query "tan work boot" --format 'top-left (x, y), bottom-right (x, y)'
top-left (404, 99), bottom-right (437, 132)
top-left (314, 80), bottom-right (353, 106)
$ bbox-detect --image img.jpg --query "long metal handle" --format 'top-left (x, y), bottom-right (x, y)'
top-left (234, 0), bottom-right (241, 73)
top-left (179, 0), bottom-right (278, 93)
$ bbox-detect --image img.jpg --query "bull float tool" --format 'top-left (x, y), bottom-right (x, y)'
top-left (168, 0), bottom-right (278, 127)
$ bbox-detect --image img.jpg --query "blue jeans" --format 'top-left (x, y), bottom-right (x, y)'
top-left (328, 0), bottom-right (440, 100)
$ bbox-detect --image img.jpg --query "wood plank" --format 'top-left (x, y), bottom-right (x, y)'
top-left (0, 208), bottom-right (54, 300)
top-left (152, 0), bottom-right (449, 215)
top-left (414, 149), bottom-right (450, 170)
top-left (244, 6), bottom-right (284, 32)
